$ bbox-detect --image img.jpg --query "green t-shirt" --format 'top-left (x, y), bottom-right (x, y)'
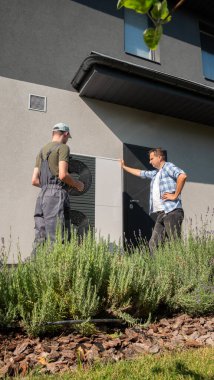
top-left (35, 142), bottom-right (70, 177)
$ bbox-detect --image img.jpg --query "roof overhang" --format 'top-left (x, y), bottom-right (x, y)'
top-left (71, 52), bottom-right (214, 127)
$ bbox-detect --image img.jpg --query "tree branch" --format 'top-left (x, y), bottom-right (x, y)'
top-left (171, 0), bottom-right (187, 15)
top-left (162, 0), bottom-right (187, 23)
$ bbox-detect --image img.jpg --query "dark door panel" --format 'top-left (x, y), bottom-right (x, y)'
top-left (123, 144), bottom-right (155, 247)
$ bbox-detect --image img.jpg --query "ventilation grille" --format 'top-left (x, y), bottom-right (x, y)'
top-left (28, 94), bottom-right (47, 112)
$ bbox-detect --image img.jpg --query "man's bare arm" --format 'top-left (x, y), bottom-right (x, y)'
top-left (120, 159), bottom-right (141, 177)
top-left (59, 161), bottom-right (84, 192)
top-left (32, 167), bottom-right (41, 187)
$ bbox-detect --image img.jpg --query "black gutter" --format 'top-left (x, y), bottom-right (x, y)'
top-left (71, 52), bottom-right (214, 100)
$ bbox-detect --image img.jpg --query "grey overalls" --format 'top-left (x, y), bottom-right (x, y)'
top-left (33, 144), bottom-right (71, 251)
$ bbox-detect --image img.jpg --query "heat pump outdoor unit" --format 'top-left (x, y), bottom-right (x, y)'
top-left (69, 154), bottom-right (122, 244)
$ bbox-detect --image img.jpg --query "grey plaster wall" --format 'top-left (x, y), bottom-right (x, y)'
top-left (0, 0), bottom-right (213, 91)
top-left (0, 76), bottom-right (214, 261)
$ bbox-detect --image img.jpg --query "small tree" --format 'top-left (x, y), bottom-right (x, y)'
top-left (117, 0), bottom-right (186, 50)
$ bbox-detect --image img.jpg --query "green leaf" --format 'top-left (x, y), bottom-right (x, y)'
top-left (161, 14), bottom-right (172, 24)
top-left (117, 0), bottom-right (155, 14)
top-left (143, 24), bottom-right (163, 50)
top-left (151, 0), bottom-right (170, 22)
top-left (150, 1), bottom-right (162, 20)
top-left (160, 0), bottom-right (170, 20)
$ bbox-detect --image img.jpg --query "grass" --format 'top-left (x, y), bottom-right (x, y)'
top-left (14, 347), bottom-right (214, 380)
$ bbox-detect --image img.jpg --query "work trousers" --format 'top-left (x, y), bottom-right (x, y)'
top-left (33, 185), bottom-right (71, 252)
top-left (149, 208), bottom-right (184, 255)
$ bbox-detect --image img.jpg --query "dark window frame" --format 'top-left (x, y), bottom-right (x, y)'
top-left (199, 21), bottom-right (214, 82)
top-left (124, 9), bottom-right (160, 64)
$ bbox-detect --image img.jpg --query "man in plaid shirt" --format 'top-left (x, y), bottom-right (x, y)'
top-left (120, 148), bottom-right (187, 254)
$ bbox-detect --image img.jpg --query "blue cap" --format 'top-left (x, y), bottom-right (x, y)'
top-left (52, 122), bottom-right (71, 138)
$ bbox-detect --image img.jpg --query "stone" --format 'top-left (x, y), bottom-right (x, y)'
top-left (205, 338), bottom-right (214, 347)
top-left (182, 327), bottom-right (196, 335)
top-left (60, 350), bottom-right (76, 360)
top-left (124, 328), bottom-right (139, 342)
top-left (149, 324), bottom-right (158, 333)
top-left (19, 360), bottom-right (29, 376)
top-left (75, 336), bottom-right (91, 343)
top-left (50, 343), bottom-right (60, 351)
top-left (13, 340), bottom-right (30, 356)
top-left (199, 317), bottom-right (205, 325)
top-left (164, 342), bottom-right (175, 351)
top-left (149, 344), bottom-right (160, 354)
top-left (47, 350), bottom-right (60, 361)
top-left (6, 342), bottom-right (17, 352)
top-left (66, 342), bottom-right (78, 350)
top-left (172, 319), bottom-right (184, 330)
top-left (41, 343), bottom-right (51, 353)
top-left (46, 362), bottom-right (60, 374)
top-left (13, 353), bottom-right (26, 362)
top-left (85, 347), bottom-right (100, 363)
top-left (0, 363), bottom-right (15, 378)
top-left (204, 322), bottom-right (214, 331)
top-left (103, 338), bottom-right (121, 349)
top-left (57, 337), bottom-right (70, 344)
top-left (189, 331), bottom-right (200, 340)
top-left (132, 342), bottom-right (149, 353)
top-left (159, 318), bottom-right (170, 327)
top-left (186, 340), bottom-right (203, 348)
top-left (197, 334), bottom-right (211, 342)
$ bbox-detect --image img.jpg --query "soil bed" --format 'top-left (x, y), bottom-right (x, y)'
top-left (0, 314), bottom-right (213, 377)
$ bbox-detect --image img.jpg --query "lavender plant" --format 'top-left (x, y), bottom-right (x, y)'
top-left (0, 216), bottom-right (213, 335)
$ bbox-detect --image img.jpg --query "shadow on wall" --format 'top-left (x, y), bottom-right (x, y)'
top-left (70, 0), bottom-right (124, 19)
top-left (81, 97), bottom-right (214, 185)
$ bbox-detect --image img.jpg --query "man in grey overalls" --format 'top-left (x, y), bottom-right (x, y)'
top-left (32, 123), bottom-right (84, 252)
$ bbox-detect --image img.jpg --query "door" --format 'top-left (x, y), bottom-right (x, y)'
top-left (123, 144), bottom-right (156, 247)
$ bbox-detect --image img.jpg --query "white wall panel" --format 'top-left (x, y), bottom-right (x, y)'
top-left (95, 157), bottom-right (122, 243)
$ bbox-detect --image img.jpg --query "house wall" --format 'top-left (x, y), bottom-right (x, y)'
top-left (0, 76), bottom-right (214, 260)
top-left (0, 0), bottom-right (214, 260)
top-left (0, 0), bottom-right (213, 91)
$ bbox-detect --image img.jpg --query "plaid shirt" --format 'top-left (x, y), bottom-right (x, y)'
top-left (140, 162), bottom-right (185, 214)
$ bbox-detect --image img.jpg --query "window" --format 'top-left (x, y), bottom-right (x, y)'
top-left (124, 9), bottom-right (160, 62)
top-left (200, 22), bottom-right (214, 81)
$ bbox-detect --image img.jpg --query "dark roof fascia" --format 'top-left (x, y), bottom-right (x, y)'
top-left (71, 52), bottom-right (214, 100)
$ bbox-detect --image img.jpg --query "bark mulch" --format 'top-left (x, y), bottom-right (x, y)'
top-left (0, 314), bottom-right (213, 377)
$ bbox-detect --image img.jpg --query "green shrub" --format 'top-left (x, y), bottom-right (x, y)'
top-left (0, 245), bottom-right (17, 327)
top-left (0, 222), bottom-right (213, 336)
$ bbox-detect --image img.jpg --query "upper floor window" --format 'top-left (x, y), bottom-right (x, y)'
top-left (124, 9), bottom-right (160, 63)
top-left (200, 22), bottom-right (214, 81)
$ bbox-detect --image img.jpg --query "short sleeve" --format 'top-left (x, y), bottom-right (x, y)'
top-left (58, 144), bottom-right (70, 163)
top-left (164, 163), bottom-right (185, 179)
top-left (140, 170), bottom-right (157, 179)
top-left (35, 154), bottom-right (41, 168)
